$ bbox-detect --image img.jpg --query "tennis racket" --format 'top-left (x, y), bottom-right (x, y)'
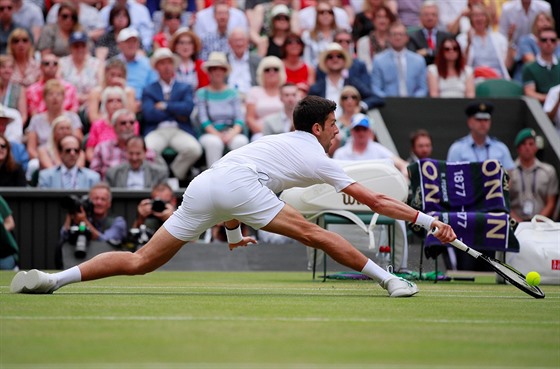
top-left (449, 237), bottom-right (545, 299)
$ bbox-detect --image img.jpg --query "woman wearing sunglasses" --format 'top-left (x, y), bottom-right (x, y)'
top-left (36, 1), bottom-right (81, 57)
top-left (428, 36), bottom-right (474, 98)
top-left (7, 28), bottom-right (40, 88)
top-left (153, 5), bottom-right (183, 50)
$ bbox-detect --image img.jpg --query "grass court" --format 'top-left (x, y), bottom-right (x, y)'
top-left (1, 270), bottom-right (559, 369)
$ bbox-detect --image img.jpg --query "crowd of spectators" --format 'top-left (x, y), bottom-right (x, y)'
top-left (0, 0), bottom-right (559, 264)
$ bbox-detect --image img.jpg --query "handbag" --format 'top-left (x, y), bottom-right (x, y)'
top-left (506, 215), bottom-right (560, 285)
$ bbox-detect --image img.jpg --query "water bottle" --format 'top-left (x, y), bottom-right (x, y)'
top-left (75, 221), bottom-right (87, 258)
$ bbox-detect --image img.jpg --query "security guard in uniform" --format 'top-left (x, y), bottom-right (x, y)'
top-left (447, 102), bottom-right (515, 171)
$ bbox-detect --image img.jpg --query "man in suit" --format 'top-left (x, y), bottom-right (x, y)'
top-left (227, 27), bottom-right (261, 101)
top-left (142, 47), bottom-right (202, 181)
top-left (309, 43), bottom-right (384, 117)
top-left (106, 136), bottom-right (169, 189)
top-left (371, 22), bottom-right (428, 98)
top-left (407, 1), bottom-right (451, 66)
top-left (38, 135), bottom-right (100, 189)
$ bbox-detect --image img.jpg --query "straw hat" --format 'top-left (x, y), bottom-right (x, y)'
top-left (318, 42), bottom-right (352, 73)
top-left (150, 47), bottom-right (178, 68)
top-left (202, 52), bottom-right (231, 75)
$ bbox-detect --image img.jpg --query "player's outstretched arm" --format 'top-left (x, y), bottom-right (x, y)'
top-left (224, 219), bottom-right (257, 250)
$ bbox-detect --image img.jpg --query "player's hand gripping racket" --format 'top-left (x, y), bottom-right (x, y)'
top-left (431, 229), bottom-right (545, 299)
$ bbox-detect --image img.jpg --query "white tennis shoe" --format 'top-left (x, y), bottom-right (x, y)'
top-left (380, 276), bottom-right (419, 297)
top-left (10, 269), bottom-right (57, 294)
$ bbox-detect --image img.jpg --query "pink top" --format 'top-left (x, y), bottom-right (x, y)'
top-left (86, 119), bottom-right (140, 148)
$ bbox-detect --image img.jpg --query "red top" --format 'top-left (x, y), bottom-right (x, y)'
top-left (285, 63), bottom-right (310, 85)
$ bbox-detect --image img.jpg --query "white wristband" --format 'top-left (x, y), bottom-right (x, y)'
top-left (225, 225), bottom-right (243, 244)
top-left (414, 212), bottom-right (436, 230)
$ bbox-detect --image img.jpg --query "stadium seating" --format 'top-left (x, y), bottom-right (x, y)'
top-left (475, 79), bottom-right (524, 98)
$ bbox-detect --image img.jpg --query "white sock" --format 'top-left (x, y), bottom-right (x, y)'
top-left (53, 266), bottom-right (82, 290)
top-left (361, 259), bottom-right (393, 283)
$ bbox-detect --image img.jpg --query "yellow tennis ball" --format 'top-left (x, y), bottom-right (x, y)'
top-left (526, 271), bottom-right (541, 286)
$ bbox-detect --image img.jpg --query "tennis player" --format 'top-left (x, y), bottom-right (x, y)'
top-left (11, 96), bottom-right (456, 297)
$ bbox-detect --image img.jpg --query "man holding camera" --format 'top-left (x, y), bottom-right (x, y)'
top-left (58, 182), bottom-right (128, 267)
top-left (133, 183), bottom-right (177, 233)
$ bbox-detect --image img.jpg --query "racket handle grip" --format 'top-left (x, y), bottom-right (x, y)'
top-left (430, 227), bottom-right (482, 258)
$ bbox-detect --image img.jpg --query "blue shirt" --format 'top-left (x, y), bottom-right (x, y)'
top-left (118, 54), bottom-right (158, 100)
top-left (447, 134), bottom-right (515, 171)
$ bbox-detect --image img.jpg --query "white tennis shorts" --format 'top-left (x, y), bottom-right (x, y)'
top-left (163, 164), bottom-right (286, 241)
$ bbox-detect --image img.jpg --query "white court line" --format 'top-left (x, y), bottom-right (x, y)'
top-left (1, 315), bottom-right (558, 325)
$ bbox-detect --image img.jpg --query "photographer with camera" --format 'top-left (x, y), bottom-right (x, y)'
top-left (133, 183), bottom-right (177, 232)
top-left (58, 182), bottom-right (128, 267)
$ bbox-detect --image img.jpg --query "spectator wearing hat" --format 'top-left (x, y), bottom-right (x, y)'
top-left (116, 27), bottom-right (158, 101)
top-left (371, 22), bottom-right (428, 98)
top-left (251, 3), bottom-right (295, 58)
top-left (447, 101), bottom-right (515, 171)
top-left (152, 0), bottom-right (192, 33)
top-left (142, 47), bottom-right (202, 181)
top-left (37, 1), bottom-right (82, 57)
top-left (60, 32), bottom-right (104, 110)
top-left (196, 52), bottom-right (248, 167)
top-left (46, 1), bottom-right (105, 42)
top-left (169, 28), bottom-right (209, 91)
top-left (100, 0), bottom-right (154, 53)
top-left (227, 28), bottom-right (261, 100)
top-left (309, 43), bottom-right (383, 117)
top-left (509, 128), bottom-right (558, 222)
top-left (333, 113), bottom-right (409, 177)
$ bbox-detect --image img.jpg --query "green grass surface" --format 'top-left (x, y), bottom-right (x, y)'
top-left (1, 271), bottom-right (559, 369)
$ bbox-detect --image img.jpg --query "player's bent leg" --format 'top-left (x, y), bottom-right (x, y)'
top-left (79, 226), bottom-right (186, 281)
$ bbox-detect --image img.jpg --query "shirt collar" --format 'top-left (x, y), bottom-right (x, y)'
top-left (536, 54), bottom-right (558, 68)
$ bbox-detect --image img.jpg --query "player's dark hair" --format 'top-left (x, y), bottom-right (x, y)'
top-left (293, 96), bottom-right (336, 133)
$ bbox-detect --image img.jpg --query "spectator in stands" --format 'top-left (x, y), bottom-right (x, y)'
top-left (310, 43), bottom-right (383, 116)
top-left (38, 135), bottom-right (100, 189)
top-left (437, 0), bottom-right (499, 36)
top-left (333, 113), bottom-right (409, 176)
top-left (543, 83), bottom-right (560, 136)
top-left (329, 85), bottom-right (362, 155)
top-left (513, 11), bottom-right (558, 82)
top-left (352, 0), bottom-right (397, 42)
top-left (153, 4), bottom-right (183, 50)
top-left (11, 0), bottom-right (43, 43)
top-left (199, 2), bottom-right (233, 60)
top-left (0, 133), bottom-right (26, 187)
top-left (27, 79), bottom-right (83, 180)
top-left (169, 30), bottom-right (208, 93)
top-left (100, 0), bottom-right (154, 53)
top-left (142, 48), bottom-right (202, 181)
top-left (95, 5), bottom-right (134, 61)
top-left (0, 110), bottom-right (27, 171)
top-left (86, 87), bottom-right (141, 163)
top-left (0, 104), bottom-right (22, 144)
top-left (299, 0), bottom-right (350, 33)
top-left (46, 0), bottom-right (105, 42)
top-left (7, 28), bottom-right (40, 88)
top-left (522, 27), bottom-right (560, 103)
top-left (153, 0), bottom-right (191, 33)
top-left (106, 136), bottom-right (168, 189)
top-left (371, 22), bottom-right (428, 98)
top-left (499, 0), bottom-right (552, 49)
top-left (116, 27), bottom-right (158, 102)
top-left (397, 0), bottom-right (423, 30)
top-left (59, 182), bottom-right (128, 255)
top-left (356, 4), bottom-right (396, 73)
top-left (38, 115), bottom-right (85, 170)
top-left (447, 101), bottom-right (515, 171)
top-left (26, 53), bottom-right (79, 117)
top-left (509, 128), bottom-right (558, 222)
top-left (0, 55), bottom-right (27, 124)
top-left (407, 1), bottom-right (452, 66)
top-left (263, 82), bottom-right (299, 136)
top-left (60, 32), bottom-right (104, 112)
top-left (282, 33), bottom-right (316, 88)
top-left (427, 36), bottom-right (475, 98)
top-left (133, 182), bottom-right (177, 232)
top-left (457, 4), bottom-right (512, 81)
top-left (88, 58), bottom-right (138, 124)
top-left (37, 2), bottom-right (81, 58)
top-left (302, 1), bottom-right (339, 68)
top-left (90, 109), bottom-right (162, 179)
top-left (329, 29), bottom-right (370, 84)
top-left (227, 28), bottom-right (261, 101)
top-left (245, 56), bottom-right (285, 141)
top-left (0, 0), bottom-right (21, 54)
top-left (0, 195), bottom-right (19, 269)
top-left (197, 52), bottom-right (248, 166)
top-left (253, 3), bottom-right (292, 58)
top-left (193, 0), bottom-right (248, 42)
top-left (408, 129), bottom-right (433, 162)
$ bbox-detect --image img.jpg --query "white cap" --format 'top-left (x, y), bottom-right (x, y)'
top-left (117, 27), bottom-right (140, 42)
